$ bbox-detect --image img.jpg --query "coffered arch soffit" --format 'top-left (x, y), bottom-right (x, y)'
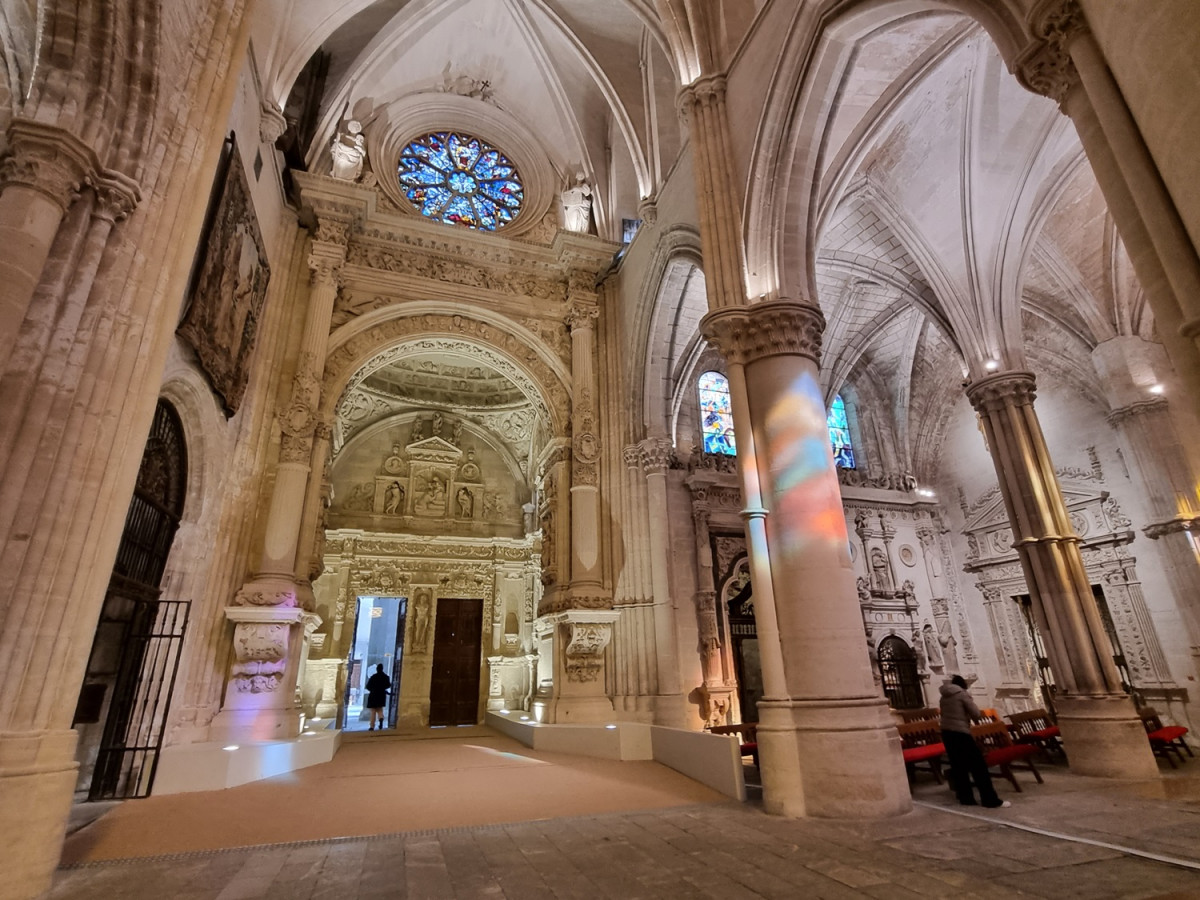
top-left (322, 305), bottom-right (572, 436)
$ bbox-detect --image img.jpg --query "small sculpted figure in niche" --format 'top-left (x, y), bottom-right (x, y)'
top-left (384, 481), bottom-right (404, 515)
top-left (561, 173), bottom-right (592, 233)
top-left (431, 412), bottom-right (443, 437)
top-left (411, 591), bottom-right (432, 652)
top-left (330, 120), bottom-right (366, 182)
top-left (452, 420), bottom-right (464, 446)
top-left (855, 575), bottom-right (871, 603)
top-left (411, 418), bottom-right (424, 443)
top-left (422, 472), bottom-right (447, 512)
top-left (870, 547), bottom-right (894, 593)
top-left (456, 487), bottom-right (473, 518)
top-left (940, 623), bottom-right (961, 674)
top-left (460, 448), bottom-right (481, 481)
top-left (923, 623), bottom-right (944, 669)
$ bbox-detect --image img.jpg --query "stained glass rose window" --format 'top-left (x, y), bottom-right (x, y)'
top-left (397, 131), bottom-right (523, 231)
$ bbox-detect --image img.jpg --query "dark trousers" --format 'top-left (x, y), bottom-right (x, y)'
top-left (942, 729), bottom-right (1001, 806)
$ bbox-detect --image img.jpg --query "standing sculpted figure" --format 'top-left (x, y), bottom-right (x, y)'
top-left (561, 173), bottom-right (592, 233)
top-left (330, 120), bottom-right (367, 182)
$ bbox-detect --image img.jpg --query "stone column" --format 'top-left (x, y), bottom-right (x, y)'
top-left (1017, 2), bottom-right (1200, 404)
top-left (703, 301), bottom-right (911, 818)
top-left (1093, 336), bottom-right (1200, 675)
top-left (212, 189), bottom-right (360, 742)
top-left (638, 437), bottom-right (686, 724)
top-left (966, 370), bottom-right (1157, 778)
top-left (536, 300), bottom-right (615, 722)
top-left (0, 119), bottom-right (98, 364)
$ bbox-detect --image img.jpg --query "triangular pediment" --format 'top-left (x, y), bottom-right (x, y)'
top-left (963, 479), bottom-right (1107, 533)
top-left (405, 436), bottom-right (463, 462)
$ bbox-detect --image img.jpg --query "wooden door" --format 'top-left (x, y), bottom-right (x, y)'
top-left (428, 598), bottom-right (483, 726)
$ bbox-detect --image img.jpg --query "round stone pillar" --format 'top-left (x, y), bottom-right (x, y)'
top-left (703, 300), bottom-right (911, 818)
top-left (966, 370), bottom-right (1157, 778)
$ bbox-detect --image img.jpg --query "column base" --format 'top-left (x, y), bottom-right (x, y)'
top-left (652, 693), bottom-right (691, 728)
top-left (1056, 695), bottom-right (1159, 779)
top-left (0, 729), bottom-right (78, 900)
top-left (757, 697), bottom-right (912, 819)
top-left (543, 694), bottom-right (615, 724)
top-left (209, 706), bottom-right (303, 744)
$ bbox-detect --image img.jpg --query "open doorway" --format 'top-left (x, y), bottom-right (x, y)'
top-left (343, 596), bottom-right (406, 732)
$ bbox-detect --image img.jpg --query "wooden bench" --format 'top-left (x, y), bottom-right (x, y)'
top-left (897, 719), bottom-right (945, 783)
top-left (1007, 708), bottom-right (1064, 759)
top-left (970, 721), bottom-right (1043, 792)
top-left (896, 707), bottom-right (942, 723)
top-left (710, 723), bottom-right (758, 767)
top-left (1139, 707), bottom-right (1193, 768)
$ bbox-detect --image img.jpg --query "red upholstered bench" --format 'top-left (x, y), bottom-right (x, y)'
top-left (1140, 708), bottom-right (1193, 768)
top-left (1007, 708), bottom-right (1065, 760)
top-left (971, 721), bottom-right (1043, 792)
top-left (897, 719), bottom-right (945, 783)
top-left (710, 723), bottom-right (759, 767)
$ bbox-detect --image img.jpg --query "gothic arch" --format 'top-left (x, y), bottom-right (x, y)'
top-left (743, 0), bottom-right (1029, 309)
top-left (322, 303), bottom-right (572, 437)
top-left (629, 225), bottom-right (705, 440)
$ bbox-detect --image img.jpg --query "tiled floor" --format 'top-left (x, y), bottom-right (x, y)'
top-left (51, 767), bottom-right (1200, 899)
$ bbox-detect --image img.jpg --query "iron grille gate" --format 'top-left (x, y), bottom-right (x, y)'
top-left (78, 399), bottom-right (189, 800)
top-left (878, 636), bottom-right (924, 710)
top-left (90, 596), bottom-right (190, 800)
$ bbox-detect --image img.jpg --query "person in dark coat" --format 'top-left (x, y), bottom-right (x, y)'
top-left (365, 663), bottom-right (391, 731)
top-left (939, 675), bottom-right (1010, 808)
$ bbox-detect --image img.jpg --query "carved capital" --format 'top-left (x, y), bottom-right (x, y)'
top-left (89, 170), bottom-right (142, 222)
top-left (1, 118), bottom-right (100, 211)
top-left (565, 301), bottom-right (599, 333)
top-left (638, 437), bottom-right (674, 474)
top-left (965, 370), bottom-right (1038, 415)
top-left (1017, 0), bottom-right (1087, 105)
top-left (622, 444), bottom-right (642, 469)
top-left (701, 300), bottom-right (825, 366)
top-left (679, 74), bottom-right (728, 112)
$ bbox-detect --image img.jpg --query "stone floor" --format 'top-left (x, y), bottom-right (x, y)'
top-left (51, 766), bottom-right (1200, 899)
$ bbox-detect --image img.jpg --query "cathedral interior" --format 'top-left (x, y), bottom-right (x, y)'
top-left (4, 1), bottom-right (1200, 897)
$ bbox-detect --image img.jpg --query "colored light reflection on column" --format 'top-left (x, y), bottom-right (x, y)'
top-left (764, 372), bottom-right (850, 555)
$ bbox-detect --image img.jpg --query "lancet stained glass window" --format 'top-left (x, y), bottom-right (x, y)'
top-left (397, 131), bottom-right (523, 231)
top-left (699, 371), bottom-right (736, 456)
top-left (828, 393), bottom-right (856, 469)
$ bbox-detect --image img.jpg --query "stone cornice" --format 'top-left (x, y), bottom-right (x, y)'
top-left (700, 300), bottom-right (825, 366)
top-left (965, 370), bottom-right (1038, 414)
top-left (1143, 515), bottom-right (1200, 540)
top-left (1106, 396), bottom-right (1169, 426)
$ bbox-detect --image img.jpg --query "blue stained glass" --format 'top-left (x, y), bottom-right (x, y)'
top-left (828, 394), bottom-right (856, 469)
top-left (398, 131), bottom-right (524, 230)
top-left (699, 371), bottom-right (736, 456)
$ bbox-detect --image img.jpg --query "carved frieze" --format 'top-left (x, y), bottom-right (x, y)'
top-left (563, 622), bottom-right (612, 683)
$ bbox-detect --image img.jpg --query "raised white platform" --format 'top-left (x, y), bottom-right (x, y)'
top-left (153, 729), bottom-right (341, 795)
top-left (485, 710), bottom-right (745, 800)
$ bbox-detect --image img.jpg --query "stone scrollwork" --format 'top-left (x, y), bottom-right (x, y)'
top-left (232, 587), bottom-right (298, 608)
top-left (700, 300), bottom-right (826, 366)
top-left (563, 622), bottom-right (612, 683)
top-left (1016, 0), bottom-right (1086, 107)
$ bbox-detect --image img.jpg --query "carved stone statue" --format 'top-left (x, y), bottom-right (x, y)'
top-left (923, 623), bottom-right (944, 669)
top-left (456, 487), bottom-right (473, 518)
top-left (855, 576), bottom-right (871, 603)
top-left (870, 547), bottom-right (894, 592)
top-left (561, 173), bottom-right (592, 233)
top-left (431, 411), bottom-right (443, 437)
top-left (522, 501), bottom-right (536, 535)
top-left (330, 120), bottom-right (367, 182)
top-left (451, 420), bottom-right (464, 446)
top-left (411, 590), bottom-right (432, 652)
top-left (384, 481), bottom-right (404, 515)
top-left (411, 417), bottom-right (424, 443)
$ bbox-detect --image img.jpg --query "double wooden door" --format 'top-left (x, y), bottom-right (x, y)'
top-left (429, 598), bottom-right (483, 726)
